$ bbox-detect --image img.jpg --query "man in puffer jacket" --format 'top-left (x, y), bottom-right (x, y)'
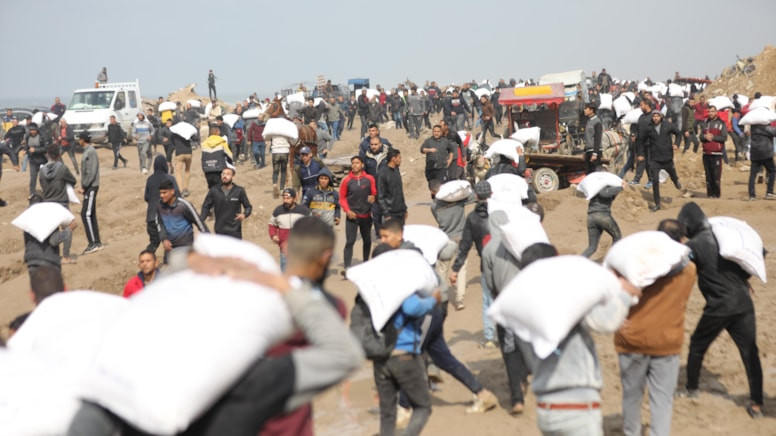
top-left (303, 168), bottom-right (340, 227)
top-left (201, 126), bottom-right (233, 189)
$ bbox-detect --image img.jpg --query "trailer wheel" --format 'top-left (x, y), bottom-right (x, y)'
top-left (532, 167), bottom-right (560, 193)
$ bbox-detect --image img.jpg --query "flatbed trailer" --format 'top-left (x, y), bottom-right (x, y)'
top-left (525, 153), bottom-right (609, 193)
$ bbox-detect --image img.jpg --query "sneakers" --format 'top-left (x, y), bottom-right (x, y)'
top-left (644, 182), bottom-right (653, 189)
top-left (141, 168), bottom-right (149, 175)
top-left (746, 404), bottom-right (764, 419)
top-left (766, 193), bottom-right (776, 200)
top-left (0, 198), bottom-right (6, 207)
top-left (511, 402), bottom-right (525, 415)
top-left (628, 180), bottom-right (640, 186)
top-left (182, 189), bottom-right (190, 198)
top-left (743, 197), bottom-right (756, 202)
top-left (82, 243), bottom-right (104, 255)
top-left (479, 340), bottom-right (497, 350)
top-left (396, 406), bottom-right (412, 428)
top-left (649, 204), bottom-right (661, 212)
top-left (454, 301), bottom-right (465, 311)
top-left (466, 389), bottom-right (497, 413)
top-left (675, 388), bottom-right (699, 399)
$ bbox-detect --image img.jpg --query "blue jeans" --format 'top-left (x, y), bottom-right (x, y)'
top-left (328, 120), bottom-right (340, 140)
top-left (252, 141), bottom-right (266, 167)
top-left (481, 276), bottom-right (495, 342)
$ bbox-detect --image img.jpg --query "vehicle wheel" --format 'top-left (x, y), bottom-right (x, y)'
top-left (532, 167), bottom-right (560, 193)
top-left (743, 63), bottom-right (756, 77)
top-left (722, 66), bottom-right (736, 78)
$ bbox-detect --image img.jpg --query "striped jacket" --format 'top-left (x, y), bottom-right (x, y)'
top-left (156, 197), bottom-right (209, 248)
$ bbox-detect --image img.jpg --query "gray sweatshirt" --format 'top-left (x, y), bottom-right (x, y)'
top-left (81, 145), bottom-right (100, 188)
top-left (431, 192), bottom-right (476, 241)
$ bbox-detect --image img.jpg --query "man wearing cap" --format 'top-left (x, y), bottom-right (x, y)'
top-left (699, 105), bottom-right (727, 198)
top-left (644, 110), bottom-right (683, 211)
top-left (200, 167), bottom-right (251, 240)
top-left (268, 187), bottom-right (311, 270)
top-left (77, 132), bottom-right (103, 254)
top-left (583, 104), bottom-right (603, 175)
top-left (293, 146), bottom-right (323, 194)
top-left (23, 123), bottom-right (49, 197)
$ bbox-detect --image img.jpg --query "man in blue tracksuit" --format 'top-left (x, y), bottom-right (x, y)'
top-left (156, 179), bottom-right (209, 262)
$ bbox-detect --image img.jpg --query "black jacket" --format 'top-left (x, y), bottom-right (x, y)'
top-left (678, 202), bottom-right (753, 317)
top-left (645, 121), bottom-right (681, 162)
top-left (24, 133), bottom-right (49, 166)
top-left (144, 155), bottom-right (180, 222)
top-left (588, 186), bottom-right (622, 215)
top-left (172, 133), bottom-right (192, 155)
top-left (631, 111), bottom-right (652, 157)
top-left (420, 136), bottom-right (454, 170)
top-left (749, 125), bottom-right (776, 161)
top-left (452, 201), bottom-right (489, 272)
top-left (107, 123), bottom-right (126, 144)
top-left (200, 183), bottom-right (252, 238)
top-left (357, 95), bottom-right (370, 115)
top-left (377, 165), bottom-right (406, 217)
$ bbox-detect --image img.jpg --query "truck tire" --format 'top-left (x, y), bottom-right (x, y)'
top-left (532, 167), bottom-right (560, 193)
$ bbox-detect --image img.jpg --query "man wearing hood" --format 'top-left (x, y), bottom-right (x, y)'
top-left (745, 120), bottom-right (776, 200)
top-left (303, 168), bottom-right (340, 227)
top-left (644, 110), bottom-right (683, 211)
top-left (200, 167), bottom-right (252, 239)
top-left (201, 126), bottom-right (233, 189)
top-left (23, 123), bottom-right (49, 197)
top-left (677, 202), bottom-right (763, 418)
top-left (144, 154), bottom-right (180, 252)
top-left (40, 144), bottom-right (77, 209)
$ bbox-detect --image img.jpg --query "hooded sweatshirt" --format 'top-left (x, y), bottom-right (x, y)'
top-left (144, 155), bottom-right (180, 222)
top-left (201, 134), bottom-right (232, 173)
top-left (303, 168), bottom-right (340, 226)
top-left (80, 144), bottom-right (99, 189)
top-left (678, 202), bottom-right (753, 316)
top-left (40, 160), bottom-right (77, 207)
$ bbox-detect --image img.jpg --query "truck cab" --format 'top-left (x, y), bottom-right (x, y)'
top-left (63, 80), bottom-right (141, 143)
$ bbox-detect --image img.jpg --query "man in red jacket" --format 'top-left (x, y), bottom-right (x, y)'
top-left (700, 105), bottom-right (728, 198)
top-left (339, 155), bottom-right (376, 271)
top-left (122, 250), bottom-right (159, 298)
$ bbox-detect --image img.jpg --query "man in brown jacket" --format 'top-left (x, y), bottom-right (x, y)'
top-left (613, 220), bottom-right (696, 436)
top-left (479, 95), bottom-right (497, 146)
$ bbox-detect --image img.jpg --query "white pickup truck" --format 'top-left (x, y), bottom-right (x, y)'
top-left (63, 80), bottom-right (142, 143)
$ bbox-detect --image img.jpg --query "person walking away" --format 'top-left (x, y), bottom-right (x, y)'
top-left (377, 148), bottom-right (407, 223)
top-left (325, 97), bottom-right (342, 141)
top-left (24, 194), bottom-right (77, 270)
top-left (199, 167), bottom-right (252, 239)
top-left (303, 168), bottom-right (340, 227)
top-left (681, 96), bottom-right (699, 153)
top-left (583, 103), bottom-right (603, 175)
top-left (23, 123), bottom-right (48, 198)
top-left (628, 99), bottom-right (655, 186)
top-left (208, 69), bottom-right (217, 100)
top-left (479, 95), bottom-right (497, 146)
top-left (144, 154), bottom-right (179, 253)
top-left (265, 132), bottom-right (293, 198)
top-left (132, 113), bottom-right (155, 174)
top-left (201, 126), bottom-right (233, 189)
top-left (339, 155), bottom-right (376, 271)
top-left (159, 119), bottom-right (174, 171)
top-left (357, 89), bottom-right (370, 137)
top-left (420, 125), bottom-right (454, 187)
top-left (107, 115), bottom-right (128, 169)
top-left (122, 250), bottom-right (159, 298)
top-left (39, 144), bottom-right (76, 209)
top-left (745, 120), bottom-right (776, 201)
top-left (248, 116), bottom-right (266, 169)
top-left (730, 108), bottom-right (746, 163)
top-left (677, 202), bottom-right (764, 418)
top-left (77, 132), bottom-right (102, 254)
top-left (155, 179), bottom-right (209, 263)
top-left (172, 130), bottom-right (193, 197)
top-left (268, 188), bottom-right (310, 270)
top-left (582, 175), bottom-right (623, 257)
top-left (613, 220), bottom-right (696, 436)
top-left (644, 110), bottom-right (682, 211)
top-left (699, 105), bottom-right (727, 198)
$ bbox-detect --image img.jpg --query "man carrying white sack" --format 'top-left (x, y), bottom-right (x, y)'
top-left (67, 250), bottom-right (364, 436)
top-left (676, 202), bottom-right (764, 418)
top-left (610, 224), bottom-right (697, 436)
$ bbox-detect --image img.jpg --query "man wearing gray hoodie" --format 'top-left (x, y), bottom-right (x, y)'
top-left (39, 144), bottom-right (77, 209)
top-left (77, 132), bottom-right (102, 254)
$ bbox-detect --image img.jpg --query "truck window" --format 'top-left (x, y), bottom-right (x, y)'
top-left (114, 92), bottom-right (126, 110)
top-left (68, 91), bottom-right (115, 110)
top-left (128, 91), bottom-right (137, 109)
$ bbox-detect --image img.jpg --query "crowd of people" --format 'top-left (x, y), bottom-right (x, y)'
top-left (0, 67), bottom-right (772, 435)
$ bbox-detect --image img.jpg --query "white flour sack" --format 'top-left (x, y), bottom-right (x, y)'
top-left (263, 117), bottom-right (299, 142)
top-left (170, 122), bottom-right (198, 140)
top-left (488, 172), bottom-right (530, 203)
top-left (510, 127), bottom-right (541, 148)
top-left (496, 206), bottom-right (550, 260)
top-left (77, 271), bottom-right (294, 434)
top-left (598, 93), bottom-right (613, 110)
top-left (436, 179), bottom-right (472, 202)
top-left (485, 138), bottom-right (523, 162)
top-left (12, 202), bottom-right (75, 242)
top-left (709, 216), bottom-right (767, 283)
top-left (577, 172), bottom-right (623, 200)
top-left (346, 249), bottom-right (438, 332)
top-left (603, 231), bottom-right (690, 289)
top-left (487, 255), bottom-right (621, 359)
top-left (403, 224), bottom-right (450, 265)
top-left (739, 107), bottom-right (776, 126)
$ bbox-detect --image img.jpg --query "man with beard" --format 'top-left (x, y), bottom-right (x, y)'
top-left (699, 105), bottom-right (727, 198)
top-left (268, 188), bottom-right (311, 271)
top-left (420, 125), bottom-right (454, 187)
top-left (200, 167), bottom-right (252, 240)
top-left (644, 110), bottom-right (683, 211)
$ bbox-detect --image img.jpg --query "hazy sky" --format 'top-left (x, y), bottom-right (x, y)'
top-left (2, 0), bottom-right (775, 105)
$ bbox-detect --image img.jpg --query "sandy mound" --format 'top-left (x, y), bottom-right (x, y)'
top-left (704, 45), bottom-right (776, 97)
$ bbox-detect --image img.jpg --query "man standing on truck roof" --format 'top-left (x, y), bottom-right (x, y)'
top-left (208, 69), bottom-right (217, 101)
top-left (97, 67), bottom-right (107, 84)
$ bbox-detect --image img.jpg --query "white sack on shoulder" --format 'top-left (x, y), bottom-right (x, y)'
top-left (577, 172), bottom-right (623, 200)
top-left (487, 255), bottom-right (622, 359)
top-left (510, 127), bottom-right (540, 148)
top-left (603, 231), bottom-right (690, 289)
top-left (158, 101), bottom-right (176, 112)
top-left (12, 202), bottom-right (75, 243)
top-left (707, 96), bottom-right (733, 111)
top-left (194, 233), bottom-right (280, 273)
top-left (222, 113), bottom-right (240, 128)
top-left (488, 173), bottom-right (529, 202)
top-left (598, 94), bottom-right (613, 110)
top-left (496, 207), bottom-right (549, 260)
top-left (613, 95), bottom-right (634, 118)
top-left (347, 249), bottom-right (438, 332)
top-left (170, 122), bottom-right (198, 140)
top-left (739, 107), bottom-right (776, 126)
top-left (436, 179), bottom-right (472, 202)
top-left (403, 225), bottom-right (450, 265)
top-left (264, 117), bottom-right (299, 142)
top-left (709, 216), bottom-right (766, 282)
top-left (485, 138), bottom-right (523, 162)
top-left (622, 108), bottom-right (643, 124)
top-left (748, 96), bottom-right (775, 111)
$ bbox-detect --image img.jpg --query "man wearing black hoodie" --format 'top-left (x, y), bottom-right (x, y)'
top-left (144, 154), bottom-right (180, 252)
top-left (40, 144), bottom-right (77, 209)
top-left (677, 202), bottom-right (764, 418)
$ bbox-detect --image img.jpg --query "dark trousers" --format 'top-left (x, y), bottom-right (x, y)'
top-left (480, 119), bottom-right (496, 145)
top-left (682, 131), bottom-right (700, 153)
top-left (81, 186), bottom-right (100, 244)
top-left (344, 216), bottom-right (372, 268)
top-left (648, 159), bottom-right (680, 207)
top-left (147, 220), bottom-right (160, 252)
top-left (731, 133), bottom-right (745, 161)
top-left (748, 157), bottom-right (776, 198)
top-left (424, 167), bottom-right (447, 185)
top-left (702, 154), bottom-right (723, 198)
top-left (62, 145), bottom-right (80, 175)
top-left (347, 112), bottom-right (355, 129)
top-left (371, 202), bottom-right (383, 236)
top-left (686, 311), bottom-right (763, 405)
top-left (497, 325), bottom-right (527, 406)
top-left (208, 84), bottom-right (217, 100)
top-left (374, 354), bottom-right (431, 436)
top-left (581, 211), bottom-right (621, 258)
top-left (618, 145), bottom-right (636, 178)
top-left (205, 172), bottom-right (221, 189)
top-left (584, 150), bottom-right (600, 175)
top-left (111, 142), bottom-right (127, 168)
top-left (164, 142), bottom-right (175, 165)
top-left (271, 153), bottom-right (288, 188)
top-left (28, 160), bottom-right (42, 196)
top-left (634, 152), bottom-right (653, 183)
top-left (359, 114), bottom-right (369, 137)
